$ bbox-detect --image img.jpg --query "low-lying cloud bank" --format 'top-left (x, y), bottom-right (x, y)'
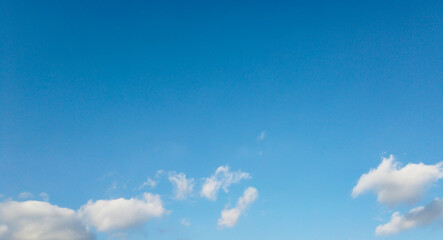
top-left (168, 172), bottom-right (195, 200)
top-left (0, 165), bottom-right (258, 239)
top-left (0, 193), bottom-right (167, 240)
top-left (0, 200), bottom-right (94, 240)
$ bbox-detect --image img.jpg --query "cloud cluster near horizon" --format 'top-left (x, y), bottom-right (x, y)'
top-left (0, 165), bottom-right (257, 239)
top-left (0, 200), bottom-right (94, 240)
top-left (353, 155), bottom-right (443, 235)
top-left (0, 193), bottom-right (167, 240)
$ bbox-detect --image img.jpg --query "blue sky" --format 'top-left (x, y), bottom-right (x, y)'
top-left (1, 0), bottom-right (442, 239)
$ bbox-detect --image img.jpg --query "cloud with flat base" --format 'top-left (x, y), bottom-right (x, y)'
top-left (352, 155), bottom-right (443, 206)
top-left (78, 193), bottom-right (166, 232)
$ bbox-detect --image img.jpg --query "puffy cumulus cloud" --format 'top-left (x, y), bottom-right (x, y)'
top-left (168, 172), bottom-right (194, 200)
top-left (352, 155), bottom-right (443, 206)
top-left (218, 187), bottom-right (258, 228)
top-left (0, 200), bottom-right (94, 240)
top-left (78, 193), bottom-right (166, 232)
top-left (376, 198), bottom-right (443, 236)
top-left (201, 166), bottom-right (251, 200)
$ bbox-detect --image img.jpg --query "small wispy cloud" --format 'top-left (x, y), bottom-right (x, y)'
top-left (218, 187), bottom-right (258, 228)
top-left (156, 169), bottom-right (165, 177)
top-left (138, 170), bottom-right (164, 191)
top-left (139, 177), bottom-right (158, 190)
top-left (99, 171), bottom-right (115, 181)
top-left (257, 131), bottom-right (266, 141)
top-left (169, 172), bottom-right (195, 200)
top-left (201, 166), bottom-right (251, 201)
top-left (180, 218), bottom-right (191, 227)
top-left (18, 192), bottom-right (33, 199)
top-left (39, 192), bottom-right (49, 202)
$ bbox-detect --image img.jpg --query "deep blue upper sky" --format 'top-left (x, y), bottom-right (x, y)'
top-left (1, 0), bottom-right (442, 239)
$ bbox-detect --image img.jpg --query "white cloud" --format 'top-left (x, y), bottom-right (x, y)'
top-left (0, 200), bottom-right (94, 240)
top-left (0, 225), bottom-right (8, 238)
top-left (18, 192), bottom-right (33, 199)
top-left (139, 177), bottom-right (158, 190)
top-left (201, 166), bottom-right (251, 200)
top-left (180, 218), bottom-right (191, 226)
top-left (156, 170), bottom-right (164, 177)
top-left (168, 172), bottom-right (194, 200)
top-left (39, 193), bottom-right (49, 202)
top-left (352, 155), bottom-right (443, 206)
top-left (257, 131), bottom-right (266, 141)
top-left (376, 198), bottom-right (443, 236)
top-left (78, 193), bottom-right (166, 232)
top-left (218, 187), bottom-right (258, 228)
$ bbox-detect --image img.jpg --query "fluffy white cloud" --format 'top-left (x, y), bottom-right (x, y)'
top-left (168, 172), bottom-right (194, 200)
top-left (201, 166), bottom-right (251, 200)
top-left (0, 200), bottom-right (93, 240)
top-left (218, 187), bottom-right (258, 228)
top-left (78, 193), bottom-right (166, 232)
top-left (0, 225), bottom-right (8, 238)
top-left (352, 155), bottom-right (443, 206)
top-left (376, 198), bottom-right (443, 235)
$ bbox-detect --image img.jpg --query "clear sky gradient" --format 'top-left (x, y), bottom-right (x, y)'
top-left (1, 0), bottom-right (442, 239)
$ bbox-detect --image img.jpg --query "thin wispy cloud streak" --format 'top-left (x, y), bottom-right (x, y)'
top-left (168, 172), bottom-right (195, 200)
top-left (201, 166), bottom-right (251, 200)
